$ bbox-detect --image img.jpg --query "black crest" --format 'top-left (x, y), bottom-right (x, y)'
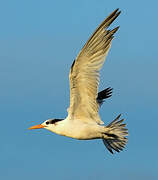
top-left (49, 119), bottom-right (64, 124)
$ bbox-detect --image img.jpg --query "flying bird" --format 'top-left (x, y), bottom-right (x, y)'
top-left (29, 9), bottom-right (128, 154)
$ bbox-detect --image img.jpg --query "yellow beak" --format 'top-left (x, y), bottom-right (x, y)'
top-left (28, 124), bottom-right (45, 130)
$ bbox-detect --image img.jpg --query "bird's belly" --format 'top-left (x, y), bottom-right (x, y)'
top-left (59, 123), bottom-right (102, 140)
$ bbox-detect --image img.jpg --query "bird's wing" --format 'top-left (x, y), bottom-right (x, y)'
top-left (97, 87), bottom-right (113, 107)
top-left (68, 9), bottom-right (120, 124)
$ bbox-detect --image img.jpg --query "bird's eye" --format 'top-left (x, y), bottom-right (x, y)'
top-left (46, 121), bottom-right (49, 125)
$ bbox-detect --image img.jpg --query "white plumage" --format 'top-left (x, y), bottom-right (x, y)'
top-left (29, 9), bottom-right (128, 154)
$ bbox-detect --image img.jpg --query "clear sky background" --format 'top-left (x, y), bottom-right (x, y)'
top-left (0, 0), bottom-right (158, 180)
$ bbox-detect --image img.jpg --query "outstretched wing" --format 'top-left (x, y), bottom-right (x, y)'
top-left (68, 9), bottom-right (120, 124)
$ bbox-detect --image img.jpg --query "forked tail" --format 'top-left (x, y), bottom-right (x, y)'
top-left (102, 114), bottom-right (128, 154)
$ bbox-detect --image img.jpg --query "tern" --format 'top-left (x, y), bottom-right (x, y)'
top-left (29, 9), bottom-right (128, 154)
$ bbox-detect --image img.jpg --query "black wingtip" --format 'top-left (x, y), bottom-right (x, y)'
top-left (117, 114), bottom-right (122, 119)
top-left (97, 87), bottom-right (113, 101)
top-left (113, 8), bottom-right (120, 14)
top-left (113, 8), bottom-right (121, 17)
top-left (114, 8), bottom-right (121, 14)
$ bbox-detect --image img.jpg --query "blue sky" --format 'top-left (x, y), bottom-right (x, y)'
top-left (0, 0), bottom-right (158, 179)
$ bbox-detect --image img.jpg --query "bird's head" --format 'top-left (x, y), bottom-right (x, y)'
top-left (28, 119), bottom-right (64, 132)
